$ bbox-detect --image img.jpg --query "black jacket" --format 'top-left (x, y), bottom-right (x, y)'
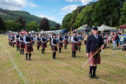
top-left (86, 35), bottom-right (104, 53)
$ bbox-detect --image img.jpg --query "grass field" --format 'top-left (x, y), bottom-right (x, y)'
top-left (0, 35), bottom-right (126, 84)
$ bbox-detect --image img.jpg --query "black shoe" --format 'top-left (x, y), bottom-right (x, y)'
top-left (72, 52), bottom-right (74, 57)
top-left (89, 73), bottom-right (93, 79)
top-left (93, 75), bottom-right (98, 79)
top-left (52, 56), bottom-right (56, 59)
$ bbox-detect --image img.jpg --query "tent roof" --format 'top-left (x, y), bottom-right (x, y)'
top-left (78, 24), bottom-right (91, 30)
top-left (98, 24), bottom-right (116, 31)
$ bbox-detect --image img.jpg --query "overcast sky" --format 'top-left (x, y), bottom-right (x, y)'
top-left (0, 0), bottom-right (97, 23)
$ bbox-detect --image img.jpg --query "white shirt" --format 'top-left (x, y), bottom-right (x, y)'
top-left (71, 36), bottom-right (78, 43)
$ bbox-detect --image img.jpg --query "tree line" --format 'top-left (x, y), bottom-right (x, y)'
top-left (0, 16), bottom-right (61, 33)
top-left (62, 0), bottom-right (126, 30)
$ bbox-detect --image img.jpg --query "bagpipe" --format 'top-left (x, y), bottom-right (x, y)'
top-left (81, 37), bottom-right (110, 69)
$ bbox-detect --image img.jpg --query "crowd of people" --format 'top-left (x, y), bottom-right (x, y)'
top-left (102, 32), bottom-right (126, 50)
top-left (7, 27), bottom-right (126, 79)
top-left (8, 31), bottom-right (85, 60)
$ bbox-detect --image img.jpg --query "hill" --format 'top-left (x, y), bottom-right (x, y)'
top-left (0, 8), bottom-right (58, 27)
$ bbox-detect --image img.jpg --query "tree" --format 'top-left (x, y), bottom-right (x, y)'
top-left (0, 17), bottom-right (5, 33)
top-left (62, 13), bottom-right (73, 30)
top-left (119, 2), bottom-right (126, 25)
top-left (40, 18), bottom-right (50, 31)
top-left (55, 24), bottom-right (61, 30)
top-left (16, 16), bottom-right (26, 31)
top-left (5, 20), bottom-right (20, 31)
top-left (26, 21), bottom-right (39, 31)
top-left (92, 0), bottom-right (120, 26)
top-left (74, 6), bottom-right (93, 27)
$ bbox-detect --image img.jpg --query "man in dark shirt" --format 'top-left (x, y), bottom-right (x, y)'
top-left (86, 27), bottom-right (104, 79)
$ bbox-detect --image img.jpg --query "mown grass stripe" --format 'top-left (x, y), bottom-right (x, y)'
top-left (0, 42), bottom-right (28, 84)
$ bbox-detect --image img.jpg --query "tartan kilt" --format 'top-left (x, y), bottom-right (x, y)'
top-left (78, 41), bottom-right (81, 46)
top-left (36, 42), bottom-right (41, 46)
top-left (16, 40), bottom-right (20, 46)
top-left (59, 42), bottom-right (63, 48)
top-left (19, 42), bottom-right (25, 49)
top-left (72, 43), bottom-right (78, 51)
top-left (88, 51), bottom-right (101, 65)
top-left (52, 45), bottom-right (58, 51)
top-left (25, 43), bottom-right (33, 52)
top-left (64, 40), bottom-right (68, 45)
top-left (41, 43), bottom-right (46, 48)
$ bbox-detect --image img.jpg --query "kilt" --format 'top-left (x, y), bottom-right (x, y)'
top-left (42, 43), bottom-right (46, 48)
top-left (72, 42), bottom-right (78, 51)
top-left (36, 42), bottom-right (41, 46)
top-left (52, 45), bottom-right (58, 51)
top-left (78, 42), bottom-right (81, 46)
top-left (25, 43), bottom-right (33, 52)
top-left (64, 40), bottom-right (68, 45)
top-left (19, 42), bottom-right (25, 49)
top-left (88, 51), bottom-right (101, 65)
top-left (59, 42), bottom-right (63, 48)
top-left (16, 40), bottom-right (19, 46)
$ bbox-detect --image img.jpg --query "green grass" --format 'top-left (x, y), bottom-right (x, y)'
top-left (0, 35), bottom-right (126, 84)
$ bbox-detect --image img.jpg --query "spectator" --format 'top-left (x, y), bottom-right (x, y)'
top-left (119, 33), bottom-right (124, 51)
top-left (112, 32), bottom-right (117, 50)
top-left (116, 33), bottom-right (120, 50)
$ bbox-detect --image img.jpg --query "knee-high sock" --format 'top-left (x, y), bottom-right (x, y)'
top-left (89, 66), bottom-right (93, 75)
top-left (26, 53), bottom-right (28, 60)
top-left (59, 48), bottom-right (61, 53)
top-left (22, 49), bottom-right (24, 54)
top-left (93, 66), bottom-right (97, 76)
top-left (20, 49), bottom-right (23, 54)
top-left (72, 51), bottom-right (76, 57)
top-left (79, 47), bottom-right (81, 51)
top-left (37, 46), bottom-right (39, 50)
top-left (52, 52), bottom-right (55, 59)
top-left (54, 52), bottom-right (56, 59)
top-left (42, 49), bottom-right (44, 54)
top-left (52, 52), bottom-right (56, 59)
top-left (74, 51), bottom-right (76, 57)
top-left (29, 53), bottom-right (31, 60)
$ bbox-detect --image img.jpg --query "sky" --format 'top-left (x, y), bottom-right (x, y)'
top-left (0, 0), bottom-right (97, 24)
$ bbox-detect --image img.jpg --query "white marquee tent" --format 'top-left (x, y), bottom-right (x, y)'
top-left (78, 24), bottom-right (92, 31)
top-left (98, 24), bottom-right (116, 31)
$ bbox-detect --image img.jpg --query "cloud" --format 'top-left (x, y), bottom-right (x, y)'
top-left (66, 0), bottom-right (94, 5)
top-left (81, 0), bottom-right (93, 5)
top-left (0, 0), bottom-right (36, 10)
top-left (66, 0), bottom-right (80, 2)
top-left (37, 14), bottom-right (56, 21)
top-left (61, 4), bottom-right (78, 15)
